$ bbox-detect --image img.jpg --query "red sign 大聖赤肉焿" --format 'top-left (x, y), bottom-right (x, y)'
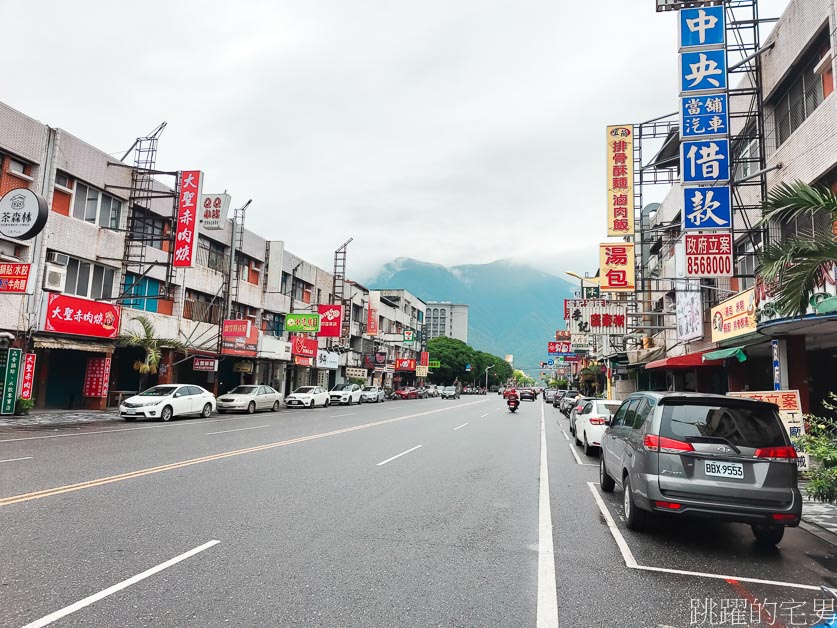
top-left (19, 353), bottom-right (36, 400)
top-left (291, 335), bottom-right (318, 358)
top-left (317, 304), bottom-right (343, 338)
top-left (83, 357), bottom-right (111, 398)
top-left (44, 293), bottom-right (121, 339)
top-left (173, 170), bottom-right (203, 268)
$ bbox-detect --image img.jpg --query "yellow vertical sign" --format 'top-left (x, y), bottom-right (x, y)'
top-left (599, 243), bottom-right (636, 292)
top-left (606, 125), bottom-right (634, 237)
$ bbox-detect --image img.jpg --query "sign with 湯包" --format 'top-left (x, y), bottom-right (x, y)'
top-left (599, 243), bottom-right (636, 292)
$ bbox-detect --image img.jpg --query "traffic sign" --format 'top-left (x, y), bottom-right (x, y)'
top-left (547, 359), bottom-right (554, 366)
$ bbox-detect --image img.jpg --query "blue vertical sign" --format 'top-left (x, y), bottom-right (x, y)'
top-left (679, 6), bottom-right (726, 50)
top-left (772, 340), bottom-right (781, 391)
top-left (681, 94), bottom-right (729, 138)
top-left (683, 186), bottom-right (732, 230)
top-left (681, 139), bottom-right (731, 184)
top-left (680, 49), bottom-right (728, 94)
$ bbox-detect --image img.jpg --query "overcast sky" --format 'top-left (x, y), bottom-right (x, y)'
top-left (8, 0), bottom-right (789, 281)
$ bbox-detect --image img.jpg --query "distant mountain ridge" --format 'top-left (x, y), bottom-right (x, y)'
top-left (368, 258), bottom-right (575, 374)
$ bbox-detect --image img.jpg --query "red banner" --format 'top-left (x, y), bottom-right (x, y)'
top-left (20, 353), bottom-right (36, 400)
top-left (294, 356), bottom-right (313, 366)
top-left (555, 330), bottom-right (571, 341)
top-left (291, 334), bottom-right (318, 358)
top-left (173, 170), bottom-right (203, 268)
top-left (221, 321), bottom-right (258, 357)
top-left (44, 293), bottom-right (120, 338)
top-left (0, 263), bottom-right (30, 293)
top-left (193, 357), bottom-right (217, 371)
top-left (420, 351), bottom-right (429, 367)
top-left (395, 358), bottom-right (416, 371)
top-left (367, 306), bottom-right (378, 336)
top-left (548, 341), bottom-right (571, 354)
top-left (222, 319), bottom-right (250, 338)
top-left (317, 304), bottom-right (343, 338)
top-left (83, 357), bottom-right (111, 397)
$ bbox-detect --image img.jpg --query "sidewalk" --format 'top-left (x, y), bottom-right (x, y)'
top-left (0, 409), bottom-right (121, 428)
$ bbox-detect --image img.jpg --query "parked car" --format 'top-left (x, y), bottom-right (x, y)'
top-left (426, 386), bottom-right (441, 398)
top-left (121, 384), bottom-right (215, 422)
top-left (553, 391), bottom-right (567, 408)
top-left (416, 387), bottom-right (430, 399)
top-left (498, 387), bottom-right (506, 396)
top-left (361, 385), bottom-right (385, 403)
top-left (569, 397), bottom-right (596, 436)
top-left (599, 392), bottom-right (802, 546)
top-left (217, 385), bottom-right (283, 414)
top-left (573, 399), bottom-right (622, 455)
top-left (519, 389), bottom-right (537, 402)
top-left (329, 383), bottom-right (363, 405)
top-left (560, 390), bottom-right (581, 415)
top-left (394, 387), bottom-right (419, 400)
top-left (285, 386), bottom-right (330, 408)
top-left (441, 386), bottom-right (460, 400)
top-left (544, 389), bottom-right (558, 403)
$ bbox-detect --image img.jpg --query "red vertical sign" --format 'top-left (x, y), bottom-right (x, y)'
top-left (83, 357), bottom-right (111, 398)
top-left (173, 170), bottom-right (203, 268)
top-left (420, 351), bottom-right (429, 367)
top-left (367, 306), bottom-right (378, 336)
top-left (20, 353), bottom-right (36, 400)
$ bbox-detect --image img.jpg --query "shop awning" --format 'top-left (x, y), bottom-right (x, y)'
top-left (702, 346), bottom-right (747, 363)
top-left (34, 336), bottom-right (115, 353)
top-left (646, 350), bottom-right (722, 370)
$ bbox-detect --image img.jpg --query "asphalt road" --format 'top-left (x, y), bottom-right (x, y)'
top-left (1, 395), bottom-right (836, 627)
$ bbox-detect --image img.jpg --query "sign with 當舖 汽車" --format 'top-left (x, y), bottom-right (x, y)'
top-left (681, 94), bottom-right (728, 139)
top-left (684, 233), bottom-right (733, 277)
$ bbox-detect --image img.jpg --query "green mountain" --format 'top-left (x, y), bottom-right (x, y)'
top-left (368, 258), bottom-right (575, 374)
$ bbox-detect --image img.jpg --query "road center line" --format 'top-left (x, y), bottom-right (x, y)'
top-left (0, 399), bottom-right (490, 508)
top-left (21, 540), bottom-right (220, 628)
top-left (537, 404), bottom-right (559, 627)
top-left (0, 456), bottom-right (33, 464)
top-left (376, 445), bottom-right (422, 466)
top-left (453, 423), bottom-right (469, 431)
top-left (206, 425), bottom-right (270, 435)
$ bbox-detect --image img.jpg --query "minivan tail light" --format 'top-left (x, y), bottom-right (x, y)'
top-left (654, 501), bottom-right (682, 510)
top-left (771, 513), bottom-right (798, 523)
top-left (755, 446), bottom-right (797, 460)
top-left (643, 434), bottom-right (694, 454)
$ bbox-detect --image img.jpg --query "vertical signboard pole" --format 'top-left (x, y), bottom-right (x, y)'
top-left (772, 339), bottom-right (781, 391)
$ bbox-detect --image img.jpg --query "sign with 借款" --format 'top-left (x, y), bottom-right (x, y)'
top-left (599, 243), bottom-right (636, 292)
top-left (683, 186), bottom-right (731, 231)
top-left (681, 139), bottom-right (730, 184)
top-left (606, 125), bottom-right (634, 237)
top-left (710, 288), bottom-right (757, 343)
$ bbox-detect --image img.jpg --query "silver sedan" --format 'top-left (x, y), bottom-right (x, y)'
top-left (361, 385), bottom-right (386, 403)
top-left (217, 385), bottom-right (283, 413)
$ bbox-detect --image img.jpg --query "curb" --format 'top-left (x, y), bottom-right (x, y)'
top-left (799, 519), bottom-right (837, 548)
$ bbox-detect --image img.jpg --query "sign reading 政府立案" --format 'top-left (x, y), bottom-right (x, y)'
top-left (285, 313), bottom-right (321, 333)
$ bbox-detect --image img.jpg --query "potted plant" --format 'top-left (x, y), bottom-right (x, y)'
top-left (14, 397), bottom-right (35, 416)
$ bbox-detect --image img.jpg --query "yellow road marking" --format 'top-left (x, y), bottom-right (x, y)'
top-left (0, 399), bottom-right (490, 508)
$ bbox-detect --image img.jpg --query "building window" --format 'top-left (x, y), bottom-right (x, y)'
top-left (184, 289), bottom-right (223, 325)
top-left (196, 236), bottom-right (228, 273)
top-left (131, 208), bottom-right (167, 250)
top-left (73, 182), bottom-right (99, 222)
top-left (123, 273), bottom-right (161, 312)
top-left (99, 195), bottom-right (122, 229)
top-left (55, 171), bottom-right (71, 189)
top-left (8, 158), bottom-right (27, 175)
top-left (262, 311), bottom-right (284, 336)
top-left (773, 32), bottom-right (829, 147)
top-left (65, 256), bottom-right (115, 300)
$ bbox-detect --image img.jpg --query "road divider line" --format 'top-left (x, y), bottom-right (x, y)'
top-left (480, 413), bottom-right (488, 418)
top-left (568, 442), bottom-right (596, 466)
top-left (376, 445), bottom-right (422, 466)
top-left (206, 425), bottom-right (270, 435)
top-left (0, 456), bottom-right (33, 464)
top-left (537, 404), bottom-right (559, 628)
top-left (21, 540), bottom-right (220, 628)
top-left (453, 423), bottom-right (469, 431)
top-left (586, 482), bottom-right (819, 592)
top-left (561, 430), bottom-right (570, 442)
top-left (329, 413), bottom-right (356, 418)
top-left (0, 399), bottom-right (490, 508)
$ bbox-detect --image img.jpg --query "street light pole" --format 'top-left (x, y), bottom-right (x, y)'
top-left (485, 365), bottom-right (493, 391)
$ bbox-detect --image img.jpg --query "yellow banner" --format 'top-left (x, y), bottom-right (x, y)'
top-left (606, 125), bottom-right (634, 237)
top-left (710, 288), bottom-right (756, 342)
top-left (599, 243), bottom-right (635, 292)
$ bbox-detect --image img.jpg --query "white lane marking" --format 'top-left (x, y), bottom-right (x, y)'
top-left (0, 456), bottom-right (32, 464)
top-left (586, 482), bottom-right (820, 592)
top-left (329, 413), bottom-right (357, 418)
top-left (568, 442), bottom-right (597, 466)
top-left (376, 445), bottom-right (422, 466)
top-left (453, 423), bottom-right (469, 431)
top-left (480, 413), bottom-right (489, 418)
top-left (494, 407), bottom-right (502, 412)
top-left (22, 539), bottom-right (220, 628)
top-left (561, 430), bottom-right (570, 442)
top-left (206, 425), bottom-right (270, 436)
top-left (537, 403), bottom-right (559, 628)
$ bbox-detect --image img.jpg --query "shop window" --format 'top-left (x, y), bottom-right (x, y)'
top-left (64, 256), bottom-right (115, 300)
top-left (262, 311), bottom-right (284, 336)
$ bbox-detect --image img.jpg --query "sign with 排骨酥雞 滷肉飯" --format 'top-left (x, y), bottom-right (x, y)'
top-left (606, 125), bottom-right (634, 237)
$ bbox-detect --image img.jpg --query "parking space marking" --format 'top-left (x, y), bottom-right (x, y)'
top-left (206, 425), bottom-right (270, 435)
top-left (0, 456), bottom-right (32, 464)
top-left (586, 482), bottom-right (820, 592)
top-left (561, 430), bottom-right (570, 442)
top-left (22, 539), bottom-right (220, 628)
top-left (376, 445), bottom-right (422, 466)
top-left (568, 443), bottom-right (597, 467)
top-left (453, 423), bottom-right (469, 431)
top-left (537, 404), bottom-right (559, 627)
top-left (328, 413), bottom-right (357, 418)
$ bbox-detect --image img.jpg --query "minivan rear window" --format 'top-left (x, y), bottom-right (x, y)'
top-left (660, 402), bottom-right (787, 448)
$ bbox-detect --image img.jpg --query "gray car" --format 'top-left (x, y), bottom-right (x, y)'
top-left (599, 392), bottom-right (801, 546)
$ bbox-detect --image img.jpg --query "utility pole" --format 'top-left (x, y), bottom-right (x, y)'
top-left (485, 365), bottom-right (493, 391)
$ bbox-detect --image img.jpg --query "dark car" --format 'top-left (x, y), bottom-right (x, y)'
top-left (519, 389), bottom-right (536, 402)
top-left (552, 391), bottom-right (567, 408)
top-left (599, 392), bottom-right (802, 547)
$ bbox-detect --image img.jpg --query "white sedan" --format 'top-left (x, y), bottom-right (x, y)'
top-left (361, 386), bottom-right (385, 403)
top-left (285, 386), bottom-right (330, 408)
top-left (217, 385), bottom-right (283, 414)
top-left (120, 384), bottom-right (216, 422)
top-left (574, 399), bottom-right (623, 456)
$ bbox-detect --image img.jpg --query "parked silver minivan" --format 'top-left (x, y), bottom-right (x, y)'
top-left (599, 392), bottom-right (802, 546)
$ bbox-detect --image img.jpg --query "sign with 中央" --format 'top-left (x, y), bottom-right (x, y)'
top-left (683, 186), bottom-right (731, 230)
top-left (428, 360), bottom-right (441, 369)
top-left (0, 348), bottom-right (21, 415)
top-left (285, 313), bottom-right (321, 333)
top-left (679, 6), bottom-right (725, 50)
top-left (727, 390), bottom-right (807, 469)
top-left (0, 263), bottom-right (30, 293)
top-left (599, 243), bottom-right (636, 292)
top-left (19, 353), bottom-right (36, 400)
top-left (568, 302), bottom-right (628, 336)
top-left (606, 125), bottom-right (634, 237)
top-left (710, 288), bottom-right (757, 343)
top-left (680, 49), bottom-right (727, 95)
top-left (0, 188), bottom-right (49, 241)
top-left (199, 193), bottom-right (230, 230)
top-left (684, 233), bottom-right (733, 277)
top-left (173, 170), bottom-right (203, 268)
top-left (681, 94), bottom-right (728, 139)
top-left (681, 139), bottom-right (730, 184)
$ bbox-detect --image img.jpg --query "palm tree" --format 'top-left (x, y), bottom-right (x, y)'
top-left (118, 316), bottom-right (186, 391)
top-left (758, 181), bottom-right (837, 318)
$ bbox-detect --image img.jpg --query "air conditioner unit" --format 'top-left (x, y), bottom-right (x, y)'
top-left (43, 263), bottom-right (67, 292)
top-left (46, 252), bottom-right (69, 266)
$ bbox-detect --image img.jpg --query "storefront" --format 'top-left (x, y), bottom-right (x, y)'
top-left (644, 350), bottom-right (725, 393)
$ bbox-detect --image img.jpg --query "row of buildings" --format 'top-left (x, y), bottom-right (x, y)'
top-left (581, 0), bottom-right (836, 415)
top-left (0, 101), bottom-right (469, 410)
